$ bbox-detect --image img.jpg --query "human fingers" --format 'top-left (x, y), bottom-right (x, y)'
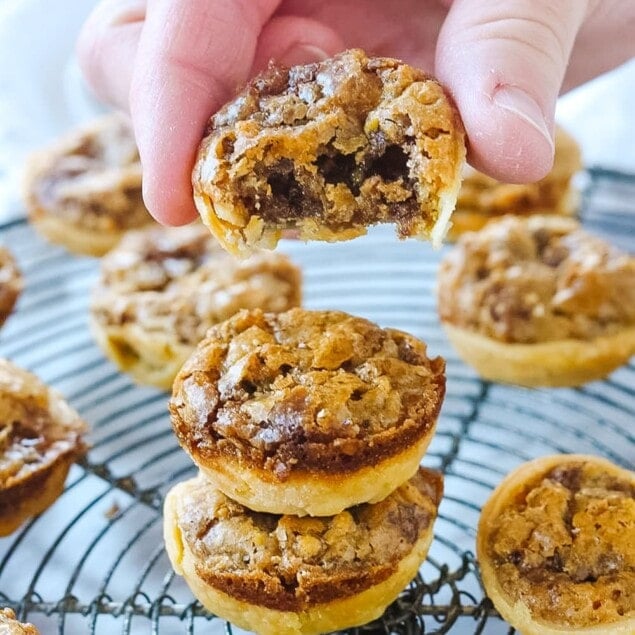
top-left (76, 0), bottom-right (145, 110)
top-left (436, 0), bottom-right (588, 182)
top-left (130, 0), bottom-right (282, 225)
top-left (563, 0), bottom-right (635, 92)
top-left (251, 15), bottom-right (343, 73)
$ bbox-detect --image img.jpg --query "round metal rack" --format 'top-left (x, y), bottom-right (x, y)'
top-left (0, 167), bottom-right (633, 634)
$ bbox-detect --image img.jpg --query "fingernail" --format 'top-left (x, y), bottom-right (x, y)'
top-left (493, 86), bottom-right (555, 153)
top-left (279, 45), bottom-right (329, 67)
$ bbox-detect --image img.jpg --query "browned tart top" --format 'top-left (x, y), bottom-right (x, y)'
top-left (177, 467), bottom-right (442, 610)
top-left (170, 308), bottom-right (445, 479)
top-left (193, 48), bottom-right (465, 253)
top-left (25, 113), bottom-right (151, 232)
top-left (0, 359), bottom-right (87, 501)
top-left (0, 247), bottom-right (22, 327)
top-left (438, 216), bottom-right (635, 343)
top-left (0, 608), bottom-right (40, 634)
top-left (90, 224), bottom-right (301, 346)
top-left (484, 458), bottom-right (635, 628)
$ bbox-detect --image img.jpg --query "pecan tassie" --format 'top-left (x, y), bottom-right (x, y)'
top-left (193, 49), bottom-right (465, 255)
top-left (0, 359), bottom-right (87, 536)
top-left (90, 223), bottom-right (301, 389)
top-left (24, 113), bottom-right (153, 256)
top-left (478, 455), bottom-right (635, 634)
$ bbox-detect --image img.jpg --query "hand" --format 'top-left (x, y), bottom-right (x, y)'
top-left (78, 0), bottom-right (635, 224)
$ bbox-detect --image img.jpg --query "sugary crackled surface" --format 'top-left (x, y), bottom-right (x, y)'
top-left (24, 112), bottom-right (151, 231)
top-left (193, 48), bottom-right (465, 254)
top-left (0, 246), bottom-right (22, 327)
top-left (171, 308), bottom-right (445, 478)
top-left (0, 608), bottom-right (40, 634)
top-left (0, 358), bottom-right (87, 489)
top-left (438, 215), bottom-right (635, 343)
top-left (91, 223), bottom-right (301, 346)
top-left (176, 467), bottom-right (443, 610)
top-left (457, 126), bottom-right (582, 215)
top-left (486, 460), bottom-right (635, 628)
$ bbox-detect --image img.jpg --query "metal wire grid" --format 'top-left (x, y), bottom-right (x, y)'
top-left (0, 167), bottom-right (633, 634)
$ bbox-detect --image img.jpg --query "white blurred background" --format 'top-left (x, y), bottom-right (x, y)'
top-left (1, 0), bottom-right (634, 222)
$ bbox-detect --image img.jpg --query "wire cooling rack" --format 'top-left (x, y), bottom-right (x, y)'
top-left (0, 167), bottom-right (633, 635)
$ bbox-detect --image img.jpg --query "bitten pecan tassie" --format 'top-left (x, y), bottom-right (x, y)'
top-left (170, 308), bottom-right (445, 516)
top-left (90, 223), bottom-right (301, 390)
top-left (23, 113), bottom-right (154, 256)
top-left (0, 358), bottom-right (88, 536)
top-left (0, 246), bottom-right (22, 328)
top-left (165, 468), bottom-right (443, 635)
top-left (450, 126), bottom-right (582, 239)
top-left (193, 49), bottom-right (465, 256)
top-left (478, 455), bottom-right (635, 635)
top-left (437, 215), bottom-right (635, 386)
top-left (0, 608), bottom-right (40, 634)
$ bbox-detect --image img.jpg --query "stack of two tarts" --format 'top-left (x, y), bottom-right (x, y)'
top-left (164, 308), bottom-right (446, 635)
top-left (162, 49), bottom-right (465, 634)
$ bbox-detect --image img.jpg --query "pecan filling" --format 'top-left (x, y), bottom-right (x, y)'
top-left (171, 309), bottom-right (445, 478)
top-left (438, 217), bottom-right (635, 342)
top-left (488, 462), bottom-right (635, 627)
top-left (195, 48), bottom-right (464, 252)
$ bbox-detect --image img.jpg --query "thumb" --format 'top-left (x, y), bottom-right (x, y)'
top-left (436, 0), bottom-right (588, 182)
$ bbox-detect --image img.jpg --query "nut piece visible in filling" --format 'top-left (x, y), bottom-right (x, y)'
top-left (193, 48), bottom-right (465, 256)
top-left (478, 455), bottom-right (635, 633)
top-left (89, 223), bottom-right (301, 390)
top-left (23, 112), bottom-right (153, 256)
top-left (438, 216), bottom-right (635, 344)
top-left (164, 468), bottom-right (443, 635)
top-left (0, 608), bottom-right (40, 634)
top-left (451, 126), bottom-right (582, 238)
top-left (170, 308), bottom-right (445, 516)
top-left (0, 358), bottom-right (88, 536)
top-left (0, 246), bottom-right (22, 328)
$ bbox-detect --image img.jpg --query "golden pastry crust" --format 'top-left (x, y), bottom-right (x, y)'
top-left (164, 468), bottom-right (442, 635)
top-left (438, 215), bottom-right (635, 386)
top-left (0, 609), bottom-right (40, 634)
top-left (90, 223), bottom-right (301, 389)
top-left (0, 247), bottom-right (22, 327)
top-left (0, 359), bottom-right (87, 536)
top-left (23, 113), bottom-right (153, 256)
top-left (477, 455), bottom-right (635, 635)
top-left (170, 308), bottom-right (445, 516)
top-left (193, 48), bottom-right (465, 256)
top-left (450, 126), bottom-right (582, 238)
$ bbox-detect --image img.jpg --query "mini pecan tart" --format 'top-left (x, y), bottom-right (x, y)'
top-left (170, 308), bottom-right (445, 516)
top-left (0, 608), bottom-right (40, 634)
top-left (0, 246), bottom-right (22, 328)
top-left (193, 48), bottom-right (465, 256)
top-left (0, 359), bottom-right (88, 536)
top-left (23, 112), bottom-right (153, 256)
top-left (449, 126), bottom-right (582, 239)
top-left (90, 223), bottom-right (301, 390)
top-left (478, 454), bottom-right (635, 635)
top-left (437, 215), bottom-right (635, 386)
top-left (165, 467), bottom-right (443, 635)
